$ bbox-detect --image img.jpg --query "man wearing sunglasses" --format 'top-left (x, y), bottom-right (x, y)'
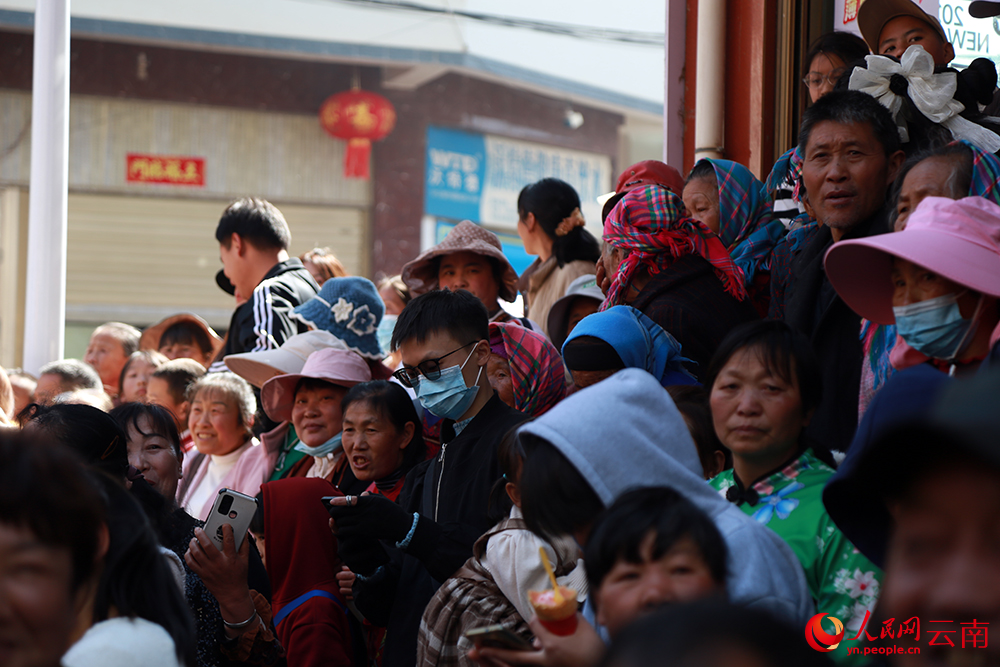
top-left (327, 289), bottom-right (528, 667)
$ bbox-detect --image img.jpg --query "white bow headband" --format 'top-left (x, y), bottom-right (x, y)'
top-left (848, 45), bottom-right (1000, 154)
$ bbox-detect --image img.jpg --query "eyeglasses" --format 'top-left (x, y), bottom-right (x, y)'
top-left (392, 341), bottom-right (478, 388)
top-left (803, 68), bottom-right (847, 89)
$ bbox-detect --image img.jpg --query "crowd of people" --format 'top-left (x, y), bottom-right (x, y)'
top-left (4, 3), bottom-right (1000, 666)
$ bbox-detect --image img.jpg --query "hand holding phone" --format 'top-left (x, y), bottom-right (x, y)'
top-left (203, 488), bottom-right (258, 551)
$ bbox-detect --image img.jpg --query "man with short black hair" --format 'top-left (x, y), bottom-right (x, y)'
top-left (35, 359), bottom-right (103, 405)
top-left (210, 197), bottom-right (318, 372)
top-left (328, 289), bottom-right (527, 667)
top-left (771, 90), bottom-right (905, 452)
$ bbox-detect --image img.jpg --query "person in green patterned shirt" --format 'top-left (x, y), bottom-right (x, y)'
top-left (706, 320), bottom-right (881, 665)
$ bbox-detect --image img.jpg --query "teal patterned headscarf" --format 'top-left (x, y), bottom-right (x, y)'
top-left (695, 159), bottom-right (786, 286)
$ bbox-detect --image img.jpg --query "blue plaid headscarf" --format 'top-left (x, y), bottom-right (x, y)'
top-left (696, 159), bottom-right (786, 287)
top-left (962, 140), bottom-right (1000, 203)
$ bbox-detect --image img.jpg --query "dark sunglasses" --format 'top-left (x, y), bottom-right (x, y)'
top-left (392, 341), bottom-right (478, 388)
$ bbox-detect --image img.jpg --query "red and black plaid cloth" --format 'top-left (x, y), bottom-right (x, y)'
top-left (602, 184), bottom-right (748, 309)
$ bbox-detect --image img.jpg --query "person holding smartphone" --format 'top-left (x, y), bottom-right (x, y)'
top-left (327, 290), bottom-right (528, 667)
top-left (110, 402), bottom-right (284, 667)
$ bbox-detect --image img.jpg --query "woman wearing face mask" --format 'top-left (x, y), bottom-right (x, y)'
top-left (260, 347), bottom-right (372, 492)
top-left (826, 196), bottom-right (1000, 378)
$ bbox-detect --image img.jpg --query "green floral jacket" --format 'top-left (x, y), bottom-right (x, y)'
top-left (710, 449), bottom-right (881, 664)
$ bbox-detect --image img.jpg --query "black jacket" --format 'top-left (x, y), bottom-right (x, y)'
top-left (783, 209), bottom-right (889, 452)
top-left (209, 258), bottom-right (318, 371)
top-left (353, 395), bottom-right (528, 667)
top-left (631, 254), bottom-right (759, 379)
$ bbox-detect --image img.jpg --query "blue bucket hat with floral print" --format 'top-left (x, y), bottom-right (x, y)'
top-left (291, 277), bottom-right (385, 359)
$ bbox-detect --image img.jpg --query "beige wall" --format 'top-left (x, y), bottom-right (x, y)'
top-left (0, 90), bottom-right (371, 207)
top-left (65, 193), bottom-right (366, 330)
top-left (0, 91), bottom-right (371, 366)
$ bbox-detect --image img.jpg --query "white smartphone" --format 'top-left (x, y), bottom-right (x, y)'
top-left (203, 488), bottom-right (258, 551)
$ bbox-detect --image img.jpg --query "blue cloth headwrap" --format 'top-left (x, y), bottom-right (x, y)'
top-left (563, 305), bottom-right (698, 387)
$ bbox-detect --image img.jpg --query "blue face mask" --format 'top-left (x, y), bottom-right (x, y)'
top-left (893, 293), bottom-right (974, 360)
top-left (294, 432), bottom-right (343, 458)
top-left (377, 315), bottom-right (398, 356)
top-left (415, 345), bottom-right (482, 420)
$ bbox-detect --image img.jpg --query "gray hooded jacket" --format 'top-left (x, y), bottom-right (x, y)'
top-left (519, 368), bottom-right (814, 626)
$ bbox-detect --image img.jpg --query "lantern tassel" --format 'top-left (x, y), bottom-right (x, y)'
top-left (344, 137), bottom-right (371, 179)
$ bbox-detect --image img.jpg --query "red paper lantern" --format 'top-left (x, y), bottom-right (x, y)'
top-left (319, 89), bottom-right (397, 179)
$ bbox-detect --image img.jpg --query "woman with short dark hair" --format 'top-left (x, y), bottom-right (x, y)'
top-left (706, 320), bottom-right (882, 646)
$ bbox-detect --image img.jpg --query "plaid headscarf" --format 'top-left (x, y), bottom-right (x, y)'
top-left (699, 159), bottom-right (786, 287)
top-left (488, 322), bottom-right (566, 417)
top-left (602, 185), bottom-right (748, 309)
top-left (962, 139), bottom-right (1000, 203)
top-left (765, 146), bottom-right (805, 205)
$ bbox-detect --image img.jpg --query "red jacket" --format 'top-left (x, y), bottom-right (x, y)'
top-left (263, 478), bottom-right (354, 667)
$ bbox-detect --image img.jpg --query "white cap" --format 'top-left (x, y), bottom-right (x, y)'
top-left (224, 330), bottom-right (349, 388)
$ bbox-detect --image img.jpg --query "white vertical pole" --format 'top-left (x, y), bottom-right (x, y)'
top-left (23, 0), bottom-right (71, 374)
top-left (663, 0), bottom-right (685, 169)
top-left (694, 0), bottom-right (726, 161)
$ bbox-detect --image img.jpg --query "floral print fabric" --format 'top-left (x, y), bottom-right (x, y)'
top-left (710, 449), bottom-right (882, 664)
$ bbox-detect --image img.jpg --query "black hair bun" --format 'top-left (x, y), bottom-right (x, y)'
top-left (957, 58), bottom-right (998, 109)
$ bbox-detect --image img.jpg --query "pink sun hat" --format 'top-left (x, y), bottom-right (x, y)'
top-left (260, 348), bottom-right (371, 423)
top-left (824, 196), bottom-right (1000, 325)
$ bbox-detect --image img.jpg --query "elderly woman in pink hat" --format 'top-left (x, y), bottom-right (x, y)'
top-left (260, 348), bottom-right (372, 485)
top-left (825, 196), bottom-right (1000, 377)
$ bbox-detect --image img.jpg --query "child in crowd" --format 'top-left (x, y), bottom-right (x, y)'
top-left (147, 358), bottom-right (206, 453)
top-left (417, 430), bottom-right (586, 667)
top-left (140, 313), bottom-right (224, 369)
top-left (118, 349), bottom-right (168, 404)
top-left (584, 487), bottom-right (727, 639)
top-left (377, 275), bottom-right (411, 367)
top-left (545, 274), bottom-right (603, 351)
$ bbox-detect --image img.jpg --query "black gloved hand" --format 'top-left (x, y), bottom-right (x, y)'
top-left (327, 494), bottom-right (415, 543)
top-left (336, 535), bottom-right (390, 577)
